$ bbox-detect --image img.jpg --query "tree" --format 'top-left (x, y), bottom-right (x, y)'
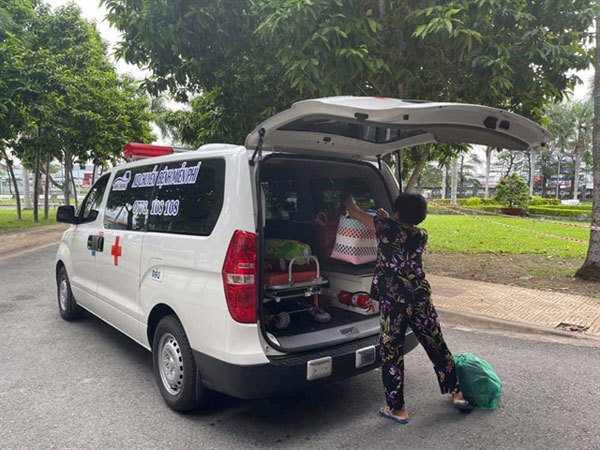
top-left (576, 1), bottom-right (600, 281)
top-left (536, 145), bottom-right (557, 197)
top-left (495, 173), bottom-right (529, 208)
top-left (0, 0), bottom-right (39, 220)
top-left (13, 4), bottom-right (155, 210)
top-left (570, 100), bottom-right (593, 200)
top-left (103, 0), bottom-right (595, 179)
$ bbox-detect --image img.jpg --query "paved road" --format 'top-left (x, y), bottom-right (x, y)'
top-left (1, 246), bottom-right (599, 449)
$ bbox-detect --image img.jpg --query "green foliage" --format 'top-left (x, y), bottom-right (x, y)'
top-left (462, 197), bottom-right (482, 206)
top-left (102, 0), bottom-right (594, 154)
top-left (527, 206), bottom-right (592, 218)
top-left (495, 173), bottom-right (530, 207)
top-left (528, 196), bottom-right (561, 206)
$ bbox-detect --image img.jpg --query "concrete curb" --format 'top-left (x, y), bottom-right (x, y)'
top-left (436, 307), bottom-right (600, 344)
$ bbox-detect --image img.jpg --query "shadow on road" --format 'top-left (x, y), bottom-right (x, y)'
top-left (75, 309), bottom-right (389, 441)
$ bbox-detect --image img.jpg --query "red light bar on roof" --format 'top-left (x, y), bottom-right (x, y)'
top-left (124, 142), bottom-right (173, 159)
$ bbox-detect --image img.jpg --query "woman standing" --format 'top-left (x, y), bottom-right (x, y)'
top-left (345, 193), bottom-right (471, 424)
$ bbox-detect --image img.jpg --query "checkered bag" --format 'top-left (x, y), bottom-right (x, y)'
top-left (330, 214), bottom-right (377, 265)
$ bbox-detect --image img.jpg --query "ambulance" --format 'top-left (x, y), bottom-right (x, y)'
top-left (55, 96), bottom-right (550, 411)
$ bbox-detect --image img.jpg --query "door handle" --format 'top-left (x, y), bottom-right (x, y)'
top-left (87, 235), bottom-right (104, 252)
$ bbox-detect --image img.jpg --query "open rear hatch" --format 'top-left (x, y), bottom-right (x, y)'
top-left (246, 96), bottom-right (551, 157)
top-left (249, 96), bottom-right (550, 354)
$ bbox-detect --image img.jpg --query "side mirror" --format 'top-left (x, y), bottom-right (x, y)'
top-left (56, 205), bottom-right (79, 224)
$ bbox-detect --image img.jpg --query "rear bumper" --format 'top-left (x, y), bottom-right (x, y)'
top-left (193, 330), bottom-right (418, 400)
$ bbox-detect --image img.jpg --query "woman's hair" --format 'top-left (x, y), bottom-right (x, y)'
top-left (392, 193), bottom-right (428, 225)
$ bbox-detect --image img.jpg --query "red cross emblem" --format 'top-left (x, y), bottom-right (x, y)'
top-left (111, 236), bottom-right (123, 266)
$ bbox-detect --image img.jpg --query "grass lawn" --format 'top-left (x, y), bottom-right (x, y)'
top-left (422, 213), bottom-right (590, 259)
top-left (422, 213), bottom-right (600, 298)
top-left (0, 209), bottom-right (57, 234)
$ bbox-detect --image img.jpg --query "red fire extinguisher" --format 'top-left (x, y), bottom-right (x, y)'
top-left (338, 291), bottom-right (374, 311)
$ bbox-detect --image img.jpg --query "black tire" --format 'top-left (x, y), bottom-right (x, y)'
top-left (57, 266), bottom-right (84, 321)
top-left (152, 315), bottom-right (208, 412)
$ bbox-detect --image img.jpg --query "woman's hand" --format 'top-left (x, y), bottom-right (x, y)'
top-left (345, 195), bottom-right (358, 214)
top-left (376, 208), bottom-right (390, 219)
top-left (344, 194), bottom-right (376, 230)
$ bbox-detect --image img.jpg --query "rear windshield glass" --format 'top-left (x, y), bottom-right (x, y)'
top-left (278, 116), bottom-right (426, 144)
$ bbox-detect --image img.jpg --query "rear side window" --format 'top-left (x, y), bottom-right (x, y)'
top-left (104, 165), bottom-right (156, 231)
top-left (148, 158), bottom-right (225, 236)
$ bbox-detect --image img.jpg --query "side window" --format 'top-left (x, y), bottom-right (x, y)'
top-left (78, 174), bottom-right (110, 222)
top-left (104, 165), bottom-right (157, 231)
top-left (261, 179), bottom-right (298, 221)
top-left (148, 158), bottom-right (225, 236)
top-left (311, 177), bottom-right (377, 212)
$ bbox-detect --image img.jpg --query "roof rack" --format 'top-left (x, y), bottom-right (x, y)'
top-left (123, 142), bottom-right (195, 160)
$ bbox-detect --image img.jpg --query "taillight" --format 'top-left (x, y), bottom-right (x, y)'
top-left (222, 230), bottom-right (257, 323)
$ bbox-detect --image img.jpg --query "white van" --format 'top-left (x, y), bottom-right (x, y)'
top-left (55, 96), bottom-right (549, 411)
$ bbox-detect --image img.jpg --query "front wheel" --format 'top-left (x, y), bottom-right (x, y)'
top-left (57, 266), bottom-right (84, 321)
top-left (152, 315), bottom-right (208, 412)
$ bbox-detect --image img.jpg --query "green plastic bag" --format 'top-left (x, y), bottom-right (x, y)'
top-left (454, 353), bottom-right (502, 410)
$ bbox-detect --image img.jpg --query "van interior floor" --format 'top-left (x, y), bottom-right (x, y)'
top-left (268, 307), bottom-right (372, 338)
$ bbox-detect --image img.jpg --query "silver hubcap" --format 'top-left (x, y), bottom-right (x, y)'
top-left (59, 278), bottom-right (69, 311)
top-left (158, 333), bottom-right (184, 395)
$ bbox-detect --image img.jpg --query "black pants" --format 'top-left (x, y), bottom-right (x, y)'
top-left (380, 297), bottom-right (459, 410)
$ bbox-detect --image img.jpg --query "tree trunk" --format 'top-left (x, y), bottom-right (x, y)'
top-left (556, 149), bottom-right (562, 199)
top-left (63, 151), bottom-right (71, 205)
top-left (458, 155), bottom-right (465, 197)
top-left (91, 164), bottom-right (97, 185)
top-left (542, 176), bottom-right (547, 198)
top-left (44, 152), bottom-right (50, 219)
top-left (450, 157), bottom-right (458, 205)
top-left (33, 146), bottom-right (41, 222)
top-left (505, 153), bottom-right (515, 176)
top-left (405, 144), bottom-right (431, 192)
top-left (441, 165), bottom-right (447, 199)
top-left (529, 150), bottom-right (535, 196)
top-left (484, 147), bottom-right (492, 198)
top-left (70, 165), bottom-right (78, 208)
top-left (573, 145), bottom-right (582, 200)
top-left (395, 149), bottom-right (403, 193)
top-left (576, 6), bottom-right (600, 281)
top-left (23, 166), bottom-right (31, 209)
top-left (2, 149), bottom-right (22, 220)
top-left (378, 0), bottom-right (386, 18)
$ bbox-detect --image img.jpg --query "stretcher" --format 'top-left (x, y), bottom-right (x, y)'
top-left (263, 256), bottom-right (330, 330)
top-left (263, 256), bottom-right (328, 302)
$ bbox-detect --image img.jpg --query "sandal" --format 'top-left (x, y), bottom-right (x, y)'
top-left (379, 406), bottom-right (409, 424)
top-left (453, 399), bottom-right (473, 413)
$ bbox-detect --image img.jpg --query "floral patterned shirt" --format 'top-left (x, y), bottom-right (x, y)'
top-left (370, 216), bottom-right (431, 303)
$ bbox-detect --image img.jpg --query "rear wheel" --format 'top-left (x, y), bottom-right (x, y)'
top-left (152, 315), bottom-right (208, 412)
top-left (57, 266), bottom-right (84, 321)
